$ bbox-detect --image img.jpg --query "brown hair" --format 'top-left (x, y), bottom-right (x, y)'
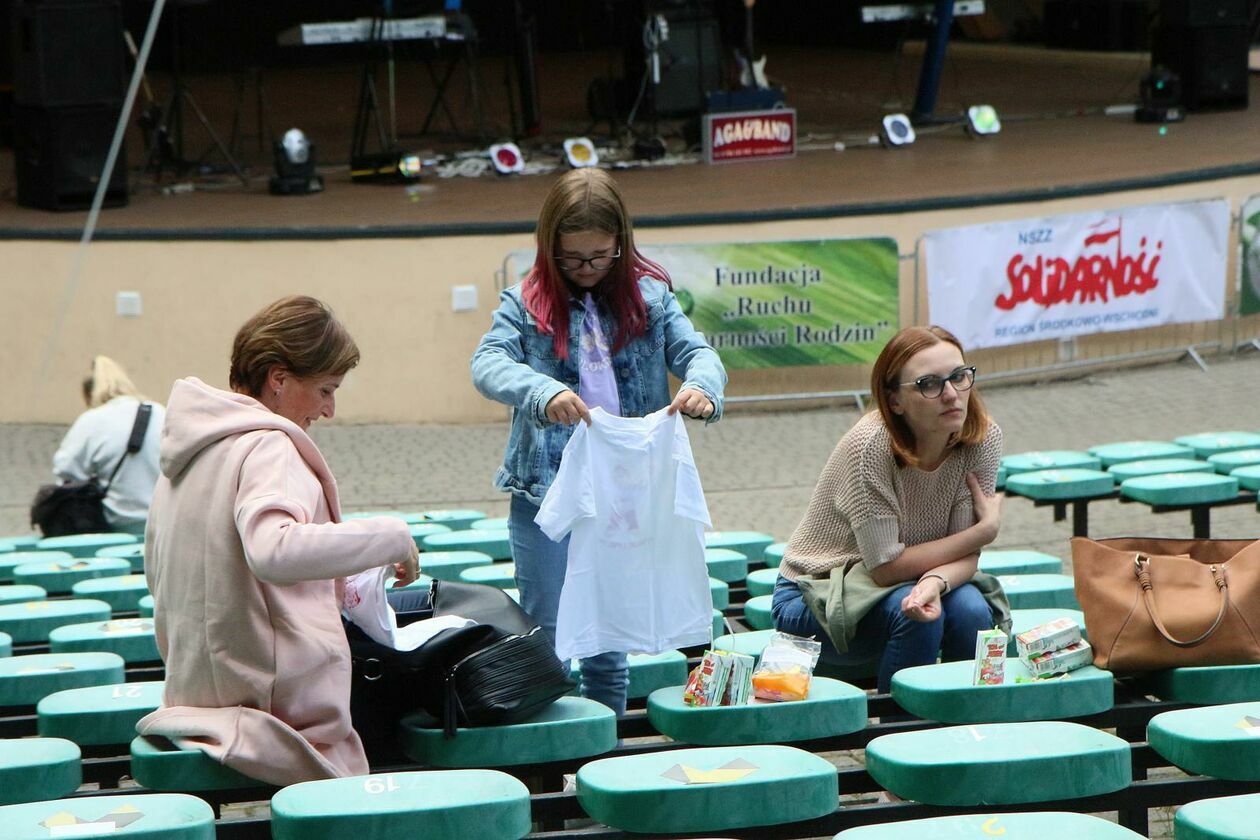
top-left (229, 296), bottom-right (360, 397)
top-left (84, 355), bottom-right (144, 407)
top-left (871, 325), bottom-right (990, 468)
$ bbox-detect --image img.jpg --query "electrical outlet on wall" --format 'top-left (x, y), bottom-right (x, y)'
top-left (116, 291), bottom-right (143, 317)
top-left (451, 285), bottom-right (478, 312)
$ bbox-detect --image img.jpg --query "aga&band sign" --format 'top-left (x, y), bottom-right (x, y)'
top-left (703, 109), bottom-right (796, 164)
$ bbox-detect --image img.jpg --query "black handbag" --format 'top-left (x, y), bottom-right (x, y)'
top-left (31, 404), bottom-right (154, 538)
top-left (347, 579), bottom-right (575, 740)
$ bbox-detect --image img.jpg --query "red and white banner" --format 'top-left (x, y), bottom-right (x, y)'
top-left (703, 109), bottom-right (796, 164)
top-left (924, 199), bottom-right (1229, 350)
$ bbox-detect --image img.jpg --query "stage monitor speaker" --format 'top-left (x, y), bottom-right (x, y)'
top-left (12, 0), bottom-right (125, 108)
top-left (1153, 14), bottom-right (1248, 109)
top-left (13, 104), bottom-right (128, 211)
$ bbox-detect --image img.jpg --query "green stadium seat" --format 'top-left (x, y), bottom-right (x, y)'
top-left (96, 543), bottom-right (145, 572)
top-left (1207, 448), bottom-right (1260, 474)
top-left (1147, 664), bottom-right (1260, 705)
top-left (704, 531), bottom-right (775, 562)
top-left (1005, 468), bottom-right (1114, 501)
top-left (576, 744), bottom-right (838, 833)
top-left (470, 517), bottom-right (510, 531)
top-left (1174, 432), bottom-right (1260, 459)
top-left (866, 721), bottom-right (1130, 805)
top-left (420, 510), bottom-right (489, 531)
top-left (458, 563), bottom-right (515, 589)
top-left (571, 650), bottom-right (690, 699)
top-left (130, 735), bottom-right (264, 791)
top-left (391, 575), bottom-right (433, 593)
top-left (0, 585), bottom-right (47, 606)
top-left (36, 533), bottom-right (137, 558)
top-left (746, 567), bottom-right (778, 597)
top-left (38, 681), bottom-right (164, 746)
top-left (1148, 702), bottom-right (1260, 780)
top-left (1108, 458), bottom-right (1216, 481)
top-left (13, 557), bottom-right (131, 594)
top-left (999, 574), bottom-right (1080, 610)
top-left (705, 548), bottom-right (749, 583)
top-left (979, 550), bottom-right (1063, 576)
top-left (712, 610), bottom-right (726, 639)
top-left (1232, 464), bottom-right (1260, 491)
top-left (709, 577), bottom-right (730, 610)
top-left (836, 812), bottom-right (1146, 838)
top-left (0, 793), bottom-right (214, 839)
top-left (0, 632), bottom-right (10, 658)
top-left (1120, 473), bottom-right (1239, 506)
top-left (996, 465), bottom-right (1006, 490)
top-left (0, 536), bottom-right (41, 552)
top-left (1175, 793), bottom-right (1260, 840)
top-left (743, 595), bottom-right (773, 630)
top-left (345, 511), bottom-right (430, 524)
top-left (647, 677), bottom-right (866, 745)
top-left (49, 618), bottom-right (159, 663)
top-left (424, 530), bottom-right (511, 561)
top-left (0, 599), bottom-right (113, 644)
top-left (504, 588), bottom-right (520, 603)
top-left (417, 551), bottom-right (493, 582)
top-left (0, 552), bottom-right (72, 584)
top-left (408, 523), bottom-right (453, 548)
top-left (71, 573), bottom-right (149, 612)
top-left (271, 769), bottom-right (531, 840)
top-left (0, 545), bottom-right (9, 553)
top-left (400, 696), bottom-right (616, 768)
top-left (0, 737), bottom-right (81, 805)
top-left (763, 542), bottom-right (787, 569)
top-left (891, 659), bottom-right (1113, 723)
top-left (0, 652), bottom-right (125, 707)
top-left (1088, 440), bottom-right (1196, 467)
top-left (138, 595), bottom-right (155, 618)
top-left (1001, 451), bottom-right (1101, 475)
top-left (1006, 608), bottom-right (1087, 656)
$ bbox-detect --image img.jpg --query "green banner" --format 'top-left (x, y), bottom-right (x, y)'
top-left (1243, 196), bottom-right (1260, 316)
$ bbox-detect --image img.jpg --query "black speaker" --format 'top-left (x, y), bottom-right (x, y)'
top-left (1153, 2), bottom-right (1249, 110)
top-left (12, 0), bottom-right (125, 108)
top-left (13, 104), bottom-right (128, 211)
top-left (625, 9), bottom-right (723, 118)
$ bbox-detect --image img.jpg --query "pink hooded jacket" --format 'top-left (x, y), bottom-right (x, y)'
top-left (136, 377), bottom-right (414, 786)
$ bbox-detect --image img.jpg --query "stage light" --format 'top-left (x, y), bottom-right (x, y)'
top-left (269, 128), bottom-right (324, 196)
top-left (880, 114), bottom-right (916, 148)
top-left (490, 142), bottom-right (525, 175)
top-left (563, 137), bottom-right (599, 168)
top-left (966, 105), bottom-right (1002, 136)
top-left (350, 150), bottom-right (424, 183)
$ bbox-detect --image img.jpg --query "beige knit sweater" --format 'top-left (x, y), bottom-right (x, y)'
top-left (780, 412), bottom-right (1003, 581)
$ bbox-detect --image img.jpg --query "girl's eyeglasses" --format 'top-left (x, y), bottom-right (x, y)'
top-left (897, 365), bottom-right (977, 399)
top-left (554, 250), bottom-right (621, 272)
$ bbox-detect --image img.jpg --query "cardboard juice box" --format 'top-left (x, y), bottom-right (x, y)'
top-left (973, 628), bottom-right (1009, 685)
top-left (1015, 617), bottom-right (1083, 659)
top-left (1023, 639), bottom-right (1093, 677)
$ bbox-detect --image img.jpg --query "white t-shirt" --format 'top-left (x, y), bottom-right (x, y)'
top-left (341, 566), bottom-right (475, 652)
top-left (535, 406), bottom-right (714, 661)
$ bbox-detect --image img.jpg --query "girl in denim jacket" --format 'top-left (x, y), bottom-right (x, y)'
top-left (471, 169), bottom-right (726, 715)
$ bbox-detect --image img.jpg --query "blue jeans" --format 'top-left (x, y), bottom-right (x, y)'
top-left (509, 494), bottom-right (629, 715)
top-left (771, 574), bottom-right (993, 694)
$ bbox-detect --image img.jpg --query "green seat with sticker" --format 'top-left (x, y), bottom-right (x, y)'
top-left (836, 812), bottom-right (1146, 838)
top-left (0, 599), bottom-right (113, 644)
top-left (96, 543), bottom-right (145, 572)
top-left (458, 562), bottom-right (516, 589)
top-left (0, 737), bottom-right (81, 805)
top-left (577, 744), bottom-right (838, 833)
top-left (420, 510), bottom-right (489, 531)
top-left (704, 531), bottom-right (775, 562)
top-left (1232, 464), bottom-right (1260, 491)
top-left (709, 577), bottom-right (729, 610)
top-left (866, 721), bottom-right (1130, 805)
top-left (418, 551), bottom-right (493, 582)
top-left (71, 574), bottom-right (149, 612)
top-left (408, 523), bottom-right (453, 548)
top-left (713, 630), bottom-right (876, 681)
top-left (763, 542), bottom-right (787, 569)
top-left (425, 530), bottom-right (512, 561)
top-left (130, 735), bottom-right (266, 791)
top-left (743, 595), bottom-right (773, 630)
top-left (648, 677), bottom-right (866, 745)
top-left (1121, 473), bottom-right (1239, 506)
top-left (0, 793), bottom-right (213, 839)
top-left (0, 652), bottom-right (125, 708)
top-left (400, 696), bottom-right (616, 768)
top-left (1149, 701), bottom-right (1260, 780)
top-left (746, 567), bottom-right (779, 597)
top-left (346, 511), bottom-right (430, 524)
top-left (271, 769), bottom-right (531, 840)
top-left (998, 574), bottom-right (1080, 610)
top-left (1005, 468), bottom-right (1114, 501)
top-left (49, 618), bottom-right (160, 663)
top-left (979, 550), bottom-right (1063, 576)
top-left (1207, 448), bottom-right (1260, 474)
top-left (1088, 440), bottom-right (1196, 467)
top-left (1, 552), bottom-right (72, 583)
top-left (138, 595), bottom-right (155, 618)
top-left (570, 650), bottom-right (689, 700)
top-left (705, 548), bottom-right (749, 583)
top-left (38, 681), bottom-right (164, 746)
top-left (36, 533), bottom-right (137, 558)
top-left (13, 557), bottom-right (131, 594)
top-left (891, 659), bottom-right (1113, 723)
top-left (1175, 793), bottom-right (1260, 840)
top-left (1108, 458), bottom-right (1216, 481)
top-left (1174, 432), bottom-right (1260, 459)
top-left (0, 585), bottom-right (47, 606)
top-left (1006, 608), bottom-right (1087, 656)
top-left (470, 517), bottom-right (510, 532)
top-left (1001, 451), bottom-right (1100, 475)
top-left (1148, 664), bottom-right (1260, 705)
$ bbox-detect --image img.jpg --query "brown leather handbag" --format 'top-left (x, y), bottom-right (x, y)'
top-left (1070, 536), bottom-right (1260, 672)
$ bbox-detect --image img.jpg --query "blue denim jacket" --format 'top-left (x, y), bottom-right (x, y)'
top-left (471, 277), bottom-right (727, 503)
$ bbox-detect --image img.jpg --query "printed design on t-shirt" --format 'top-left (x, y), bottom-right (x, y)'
top-left (579, 307), bottom-right (615, 375)
top-left (604, 461), bottom-right (649, 550)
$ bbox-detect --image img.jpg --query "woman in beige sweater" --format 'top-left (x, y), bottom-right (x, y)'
top-left (772, 325), bottom-right (1004, 693)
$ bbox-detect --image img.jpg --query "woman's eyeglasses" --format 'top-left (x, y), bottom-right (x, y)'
top-left (554, 250), bottom-right (621, 272)
top-left (897, 365), bottom-right (977, 399)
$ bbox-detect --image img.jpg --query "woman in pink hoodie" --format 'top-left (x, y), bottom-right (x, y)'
top-left (137, 296), bottom-right (420, 786)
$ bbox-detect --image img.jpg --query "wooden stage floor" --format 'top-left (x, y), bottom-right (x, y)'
top-left (2, 43), bottom-right (1259, 238)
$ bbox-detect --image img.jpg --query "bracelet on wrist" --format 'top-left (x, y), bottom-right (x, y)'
top-left (919, 573), bottom-right (950, 595)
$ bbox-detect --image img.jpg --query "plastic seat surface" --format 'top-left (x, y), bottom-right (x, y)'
top-left (36, 533), bottom-right (137, 558)
top-left (712, 609), bottom-right (726, 639)
top-left (709, 577), bottom-right (730, 610)
top-left (763, 542), bottom-right (787, 569)
top-left (0, 631), bottom-right (10, 658)
top-left (703, 531), bottom-right (775, 561)
top-left (0, 598), bottom-right (113, 643)
top-left (408, 523), bottom-right (453, 547)
top-left (138, 595), bottom-right (155, 618)
top-left (1148, 664), bottom-right (1260, 705)
top-left (38, 681), bottom-right (164, 746)
top-left (271, 769), bottom-right (531, 840)
top-left (458, 562), bottom-right (516, 589)
top-left (705, 548), bottom-right (749, 583)
top-left (0, 585), bottom-right (47, 606)
top-left (0, 793), bottom-right (214, 839)
top-left (0, 551), bottom-right (73, 584)
top-left (49, 618), bottom-right (160, 663)
top-left (997, 574), bottom-right (1080, 610)
top-left (416, 551), bottom-right (493, 582)
top-left (13, 557), bottom-right (131, 594)
top-left (568, 651), bottom-right (690, 699)
top-left (577, 744), bottom-right (838, 834)
top-left (1001, 451), bottom-right (1100, 475)
top-left (1005, 468), bottom-right (1114, 501)
top-left (1207, 448), bottom-right (1260, 474)
top-left (1088, 440), bottom-right (1196, 467)
top-left (130, 735), bottom-right (264, 791)
top-left (1175, 793), bottom-right (1260, 840)
top-left (345, 511), bottom-right (430, 524)
top-left (978, 550), bottom-right (1063, 576)
top-left (0, 737), bottom-right (81, 806)
top-left (0, 652), bottom-right (126, 707)
top-left (96, 543), bottom-right (145, 572)
top-left (891, 659), bottom-right (1113, 723)
top-left (0, 536), bottom-right (41, 552)
top-left (419, 509), bottom-right (488, 530)
top-left (1120, 473), bottom-right (1239, 506)
top-left (1232, 464), bottom-right (1260, 491)
top-left (866, 721), bottom-right (1130, 805)
top-left (1174, 431), bottom-right (1260, 459)
top-left (425, 530), bottom-right (512, 560)
top-left (743, 595), bottom-right (773, 630)
top-left (1108, 458), bottom-right (1217, 481)
top-left (71, 573), bottom-right (150, 612)
top-left (1006, 608), bottom-right (1087, 656)
top-left (836, 811), bottom-right (1146, 838)
top-left (648, 677), bottom-right (867, 745)
top-left (470, 517), bottom-right (510, 531)
top-left (400, 696), bottom-right (617, 768)
top-left (746, 567), bottom-right (779, 597)
top-left (1148, 701), bottom-right (1260, 780)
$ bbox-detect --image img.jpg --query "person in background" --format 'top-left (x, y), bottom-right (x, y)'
top-left (52, 355), bottom-right (165, 535)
